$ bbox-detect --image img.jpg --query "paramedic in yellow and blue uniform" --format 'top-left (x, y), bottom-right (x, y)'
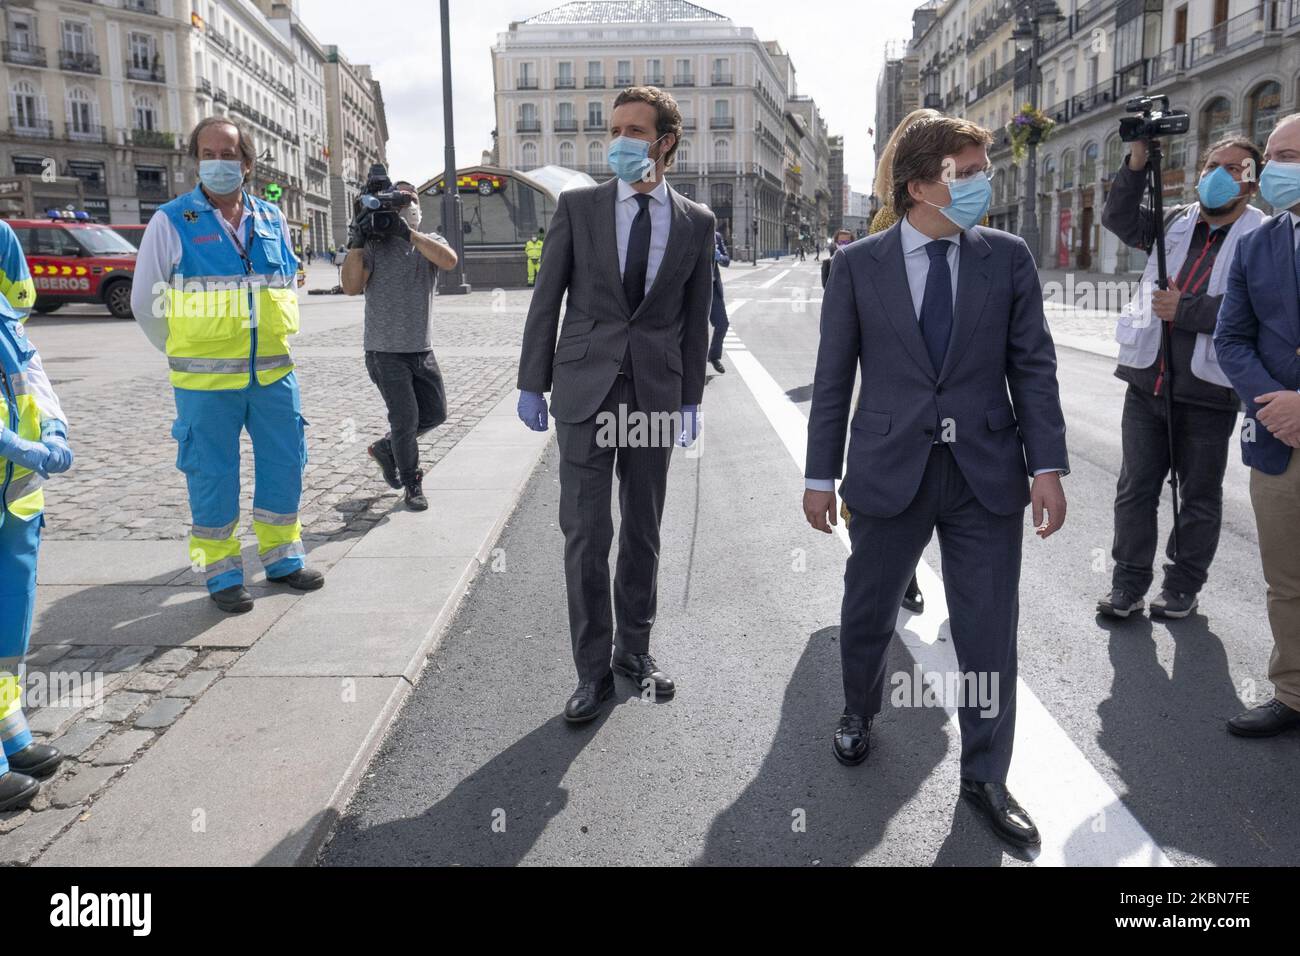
top-left (131, 116), bottom-right (322, 614)
top-left (0, 217), bottom-right (73, 810)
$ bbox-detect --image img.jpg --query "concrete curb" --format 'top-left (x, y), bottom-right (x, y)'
top-left (37, 387), bottom-right (552, 866)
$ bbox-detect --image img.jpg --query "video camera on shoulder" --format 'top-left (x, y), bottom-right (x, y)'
top-left (1119, 95), bottom-right (1190, 143)
top-left (352, 163), bottom-right (415, 241)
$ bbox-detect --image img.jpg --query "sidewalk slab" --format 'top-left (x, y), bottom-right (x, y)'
top-left (34, 387), bottom-right (551, 865)
top-left (36, 675), bottom-right (397, 867)
top-left (30, 585), bottom-right (298, 649)
top-left (36, 541), bottom-right (190, 587)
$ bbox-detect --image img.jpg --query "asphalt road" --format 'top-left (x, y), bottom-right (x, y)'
top-left (319, 258), bottom-right (1297, 867)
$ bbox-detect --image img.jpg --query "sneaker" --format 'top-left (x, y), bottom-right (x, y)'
top-left (1150, 589), bottom-right (1198, 619)
top-left (404, 469), bottom-right (428, 512)
top-left (368, 442), bottom-right (401, 489)
top-left (1097, 588), bottom-right (1144, 619)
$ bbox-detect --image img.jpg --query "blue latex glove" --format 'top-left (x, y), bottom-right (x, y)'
top-left (517, 390), bottom-right (549, 432)
top-left (678, 404), bottom-right (701, 447)
top-left (0, 426), bottom-right (50, 478)
top-left (41, 420), bottom-right (73, 474)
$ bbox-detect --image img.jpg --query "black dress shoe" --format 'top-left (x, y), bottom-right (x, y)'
top-left (368, 441), bottom-right (401, 489)
top-left (564, 674), bottom-right (615, 724)
top-left (960, 779), bottom-right (1040, 847)
top-left (0, 770), bottom-right (40, 812)
top-left (267, 567), bottom-right (325, 591)
top-left (1227, 698), bottom-right (1300, 737)
top-left (710, 358), bottom-right (726, 374)
top-left (611, 648), bottom-right (675, 699)
top-left (901, 574), bottom-right (924, 614)
top-left (6, 742), bottom-right (62, 780)
top-left (832, 711), bottom-right (871, 766)
top-left (1097, 588), bottom-right (1144, 619)
top-left (210, 585), bottom-right (254, 614)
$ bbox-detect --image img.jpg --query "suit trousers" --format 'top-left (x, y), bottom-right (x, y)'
top-left (555, 375), bottom-right (674, 682)
top-left (1251, 453), bottom-right (1300, 711)
top-left (841, 444), bottom-right (1023, 783)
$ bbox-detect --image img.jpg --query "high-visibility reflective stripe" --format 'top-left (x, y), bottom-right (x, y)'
top-left (260, 540), bottom-right (305, 566)
top-left (169, 356), bottom-right (251, 375)
top-left (7, 372), bottom-right (30, 395)
top-left (255, 353), bottom-right (293, 370)
top-left (199, 554), bottom-right (243, 582)
top-left (4, 470), bottom-right (44, 505)
top-left (0, 675), bottom-right (21, 720)
top-left (173, 272), bottom-right (295, 288)
top-left (0, 708), bottom-right (28, 737)
top-left (252, 508), bottom-right (298, 526)
top-left (192, 519), bottom-right (238, 541)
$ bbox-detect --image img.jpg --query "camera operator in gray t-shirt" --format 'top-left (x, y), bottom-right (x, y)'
top-left (340, 179), bottom-right (458, 511)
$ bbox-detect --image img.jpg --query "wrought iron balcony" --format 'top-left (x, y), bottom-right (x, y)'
top-left (554, 76), bottom-right (576, 89)
top-left (709, 116), bottom-right (734, 129)
top-left (553, 119), bottom-right (579, 132)
top-left (8, 117), bottom-right (53, 139)
top-left (130, 128), bottom-right (175, 149)
top-left (584, 76), bottom-right (605, 88)
top-left (127, 60), bottom-right (166, 82)
top-left (516, 119), bottom-right (541, 133)
top-left (673, 73), bottom-right (695, 86)
top-left (711, 73), bottom-right (733, 86)
top-left (60, 49), bottom-right (101, 74)
top-left (2, 43), bottom-right (45, 67)
top-left (66, 124), bottom-right (106, 143)
top-left (517, 77), bottom-right (538, 89)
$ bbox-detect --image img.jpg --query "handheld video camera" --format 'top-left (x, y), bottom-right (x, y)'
top-left (351, 163), bottom-right (415, 242)
top-left (1118, 95), bottom-right (1190, 143)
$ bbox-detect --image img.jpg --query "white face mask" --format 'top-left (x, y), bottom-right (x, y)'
top-left (400, 203), bottom-right (422, 230)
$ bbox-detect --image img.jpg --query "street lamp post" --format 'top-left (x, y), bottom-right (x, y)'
top-left (439, 0), bottom-right (470, 294)
top-left (1013, 0), bottom-right (1063, 266)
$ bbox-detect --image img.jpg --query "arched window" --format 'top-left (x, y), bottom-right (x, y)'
top-left (1200, 96), bottom-right (1233, 151)
top-left (66, 86), bottom-right (99, 138)
top-left (1041, 154), bottom-right (1056, 192)
top-left (1248, 81), bottom-right (1281, 147)
top-left (558, 140), bottom-right (575, 167)
top-left (1081, 141), bottom-right (1099, 184)
top-left (1104, 135), bottom-right (1123, 174)
top-left (521, 141), bottom-right (537, 169)
top-left (9, 80), bottom-right (45, 131)
top-left (713, 137), bottom-right (730, 166)
top-left (587, 139), bottom-right (603, 169)
top-left (1061, 150), bottom-right (1076, 189)
top-left (677, 138), bottom-right (690, 166)
top-left (133, 94), bottom-right (158, 131)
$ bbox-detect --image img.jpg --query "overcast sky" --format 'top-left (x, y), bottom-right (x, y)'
top-left (298, 0), bottom-right (919, 196)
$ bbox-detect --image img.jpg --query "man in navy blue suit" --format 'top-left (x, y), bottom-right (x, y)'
top-left (803, 116), bottom-right (1068, 847)
top-left (1215, 112), bottom-right (1300, 739)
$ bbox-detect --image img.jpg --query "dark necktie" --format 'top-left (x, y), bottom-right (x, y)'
top-left (623, 193), bottom-right (652, 313)
top-left (920, 239), bottom-right (954, 375)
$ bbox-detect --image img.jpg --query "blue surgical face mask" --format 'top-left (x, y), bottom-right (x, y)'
top-left (1197, 166), bottom-right (1242, 210)
top-left (1259, 160), bottom-right (1300, 210)
top-left (198, 159), bottom-right (245, 196)
top-left (607, 134), bottom-right (664, 183)
top-left (927, 172), bottom-right (992, 230)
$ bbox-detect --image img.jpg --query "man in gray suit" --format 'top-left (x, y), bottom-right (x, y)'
top-left (803, 116), bottom-right (1068, 847)
top-left (517, 86), bottom-right (716, 723)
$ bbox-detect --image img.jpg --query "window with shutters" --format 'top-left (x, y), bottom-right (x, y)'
top-left (66, 86), bottom-right (100, 139)
top-left (9, 79), bottom-right (47, 132)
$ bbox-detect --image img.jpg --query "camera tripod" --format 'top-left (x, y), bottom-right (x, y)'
top-left (1141, 137), bottom-right (1182, 559)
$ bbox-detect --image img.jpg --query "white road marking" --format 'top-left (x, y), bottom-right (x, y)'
top-left (723, 331), bottom-right (1172, 867)
top-left (758, 269), bottom-right (791, 289)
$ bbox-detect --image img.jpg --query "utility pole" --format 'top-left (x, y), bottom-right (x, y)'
top-left (439, 0), bottom-right (470, 294)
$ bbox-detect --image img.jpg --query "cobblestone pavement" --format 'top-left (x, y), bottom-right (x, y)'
top-left (1, 275), bottom-right (535, 861)
top-left (0, 644), bottom-right (236, 864)
top-left (37, 278), bottom-right (533, 542)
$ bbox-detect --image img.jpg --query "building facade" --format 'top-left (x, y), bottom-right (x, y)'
top-left (189, 0), bottom-right (305, 247)
top-left (257, 0), bottom-right (329, 256)
top-left (324, 45), bottom-right (387, 249)
top-left (1033, 0), bottom-right (1300, 274)
top-left (2, 0), bottom-right (193, 223)
top-left (490, 0), bottom-right (833, 258)
top-left (827, 133), bottom-right (844, 233)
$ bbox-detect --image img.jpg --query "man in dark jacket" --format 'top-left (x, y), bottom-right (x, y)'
top-left (1098, 135), bottom-right (1262, 621)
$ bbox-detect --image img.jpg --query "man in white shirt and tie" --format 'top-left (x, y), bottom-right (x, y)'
top-left (516, 86), bottom-right (716, 723)
top-left (803, 115), bottom-right (1068, 847)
